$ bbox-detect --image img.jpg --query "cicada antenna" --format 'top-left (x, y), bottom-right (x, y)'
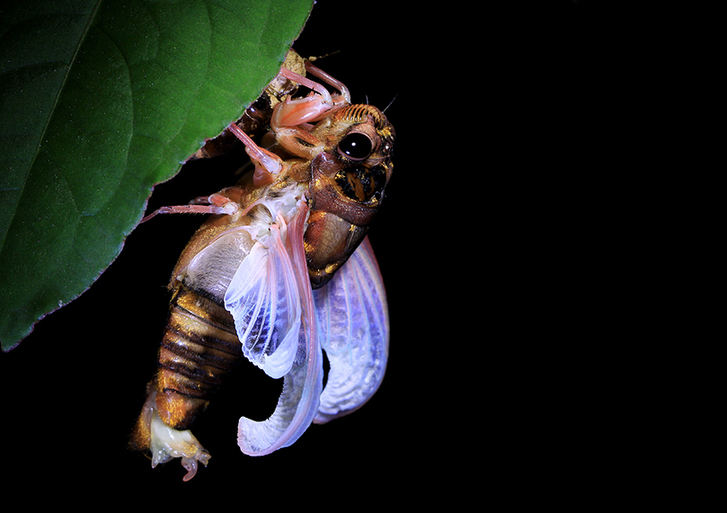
top-left (306, 49), bottom-right (342, 62)
top-left (383, 94), bottom-right (399, 114)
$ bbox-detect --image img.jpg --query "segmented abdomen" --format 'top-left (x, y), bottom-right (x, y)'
top-left (154, 284), bottom-right (241, 429)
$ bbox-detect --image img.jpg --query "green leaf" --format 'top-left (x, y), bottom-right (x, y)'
top-left (0, 0), bottom-right (314, 350)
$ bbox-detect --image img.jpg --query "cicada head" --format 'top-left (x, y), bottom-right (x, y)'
top-left (305, 104), bottom-right (395, 288)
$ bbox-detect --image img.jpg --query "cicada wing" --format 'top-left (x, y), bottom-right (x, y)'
top-left (236, 202), bottom-right (324, 456)
top-left (313, 237), bottom-right (389, 424)
top-left (224, 224), bottom-right (300, 379)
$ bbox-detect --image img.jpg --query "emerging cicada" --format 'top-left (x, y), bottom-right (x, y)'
top-left (130, 51), bottom-right (395, 480)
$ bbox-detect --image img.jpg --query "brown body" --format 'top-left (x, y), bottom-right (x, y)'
top-left (130, 52), bottom-right (395, 468)
top-left (131, 285), bottom-right (239, 451)
top-left (304, 105), bottom-right (394, 286)
top-left (130, 172), bottom-right (308, 449)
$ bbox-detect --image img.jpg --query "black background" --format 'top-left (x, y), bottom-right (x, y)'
top-left (1, 0), bottom-right (622, 506)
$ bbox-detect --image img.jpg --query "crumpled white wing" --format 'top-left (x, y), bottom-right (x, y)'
top-left (236, 202), bottom-right (323, 456)
top-left (224, 224), bottom-right (300, 379)
top-left (312, 237), bottom-right (389, 423)
top-left (237, 330), bottom-right (323, 456)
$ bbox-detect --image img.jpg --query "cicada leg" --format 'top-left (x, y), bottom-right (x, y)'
top-left (141, 187), bottom-right (243, 223)
top-left (272, 67), bottom-right (333, 127)
top-left (271, 63), bottom-right (350, 128)
top-left (190, 186), bottom-right (245, 208)
top-left (304, 60), bottom-right (351, 105)
top-left (226, 122), bottom-right (283, 187)
top-left (265, 63), bottom-right (353, 161)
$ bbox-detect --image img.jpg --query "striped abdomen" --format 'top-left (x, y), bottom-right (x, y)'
top-left (153, 284), bottom-right (241, 429)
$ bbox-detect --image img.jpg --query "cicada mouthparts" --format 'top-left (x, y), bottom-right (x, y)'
top-left (132, 50), bottom-right (395, 480)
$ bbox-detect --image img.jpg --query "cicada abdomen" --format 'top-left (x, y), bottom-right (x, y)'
top-left (129, 285), bottom-right (239, 463)
top-left (154, 285), bottom-right (240, 425)
top-left (131, 50), bottom-right (395, 481)
top-left (130, 192), bottom-right (268, 480)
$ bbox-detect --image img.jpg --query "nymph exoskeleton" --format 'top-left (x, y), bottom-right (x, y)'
top-left (130, 51), bottom-right (395, 481)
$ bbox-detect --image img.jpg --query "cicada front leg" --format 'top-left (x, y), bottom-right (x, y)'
top-left (268, 62), bottom-right (352, 160)
top-left (226, 122), bottom-right (283, 187)
top-left (271, 62), bottom-right (349, 128)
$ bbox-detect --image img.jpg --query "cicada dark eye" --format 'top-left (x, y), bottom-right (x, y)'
top-left (337, 132), bottom-right (373, 161)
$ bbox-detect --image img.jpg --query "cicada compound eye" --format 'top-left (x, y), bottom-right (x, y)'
top-left (337, 132), bottom-right (373, 161)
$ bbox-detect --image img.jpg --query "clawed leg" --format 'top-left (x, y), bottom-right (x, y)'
top-left (304, 61), bottom-right (351, 105)
top-left (272, 63), bottom-right (351, 128)
top-left (257, 61), bottom-right (353, 160)
top-left (141, 188), bottom-right (242, 223)
top-left (227, 122), bottom-right (283, 186)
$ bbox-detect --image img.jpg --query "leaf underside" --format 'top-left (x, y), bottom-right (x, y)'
top-left (0, 0), bottom-right (314, 350)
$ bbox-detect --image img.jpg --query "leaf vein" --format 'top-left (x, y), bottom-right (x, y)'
top-left (93, 23), bottom-right (135, 196)
top-left (0, 1), bottom-right (105, 255)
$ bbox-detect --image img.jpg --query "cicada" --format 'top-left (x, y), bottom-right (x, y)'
top-left (130, 51), bottom-right (395, 480)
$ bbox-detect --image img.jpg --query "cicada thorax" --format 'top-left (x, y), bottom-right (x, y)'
top-left (304, 104), bottom-right (395, 288)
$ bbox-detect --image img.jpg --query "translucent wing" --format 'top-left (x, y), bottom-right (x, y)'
top-left (312, 237), bottom-right (389, 423)
top-left (224, 223), bottom-right (301, 379)
top-left (236, 202), bottom-right (323, 455)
